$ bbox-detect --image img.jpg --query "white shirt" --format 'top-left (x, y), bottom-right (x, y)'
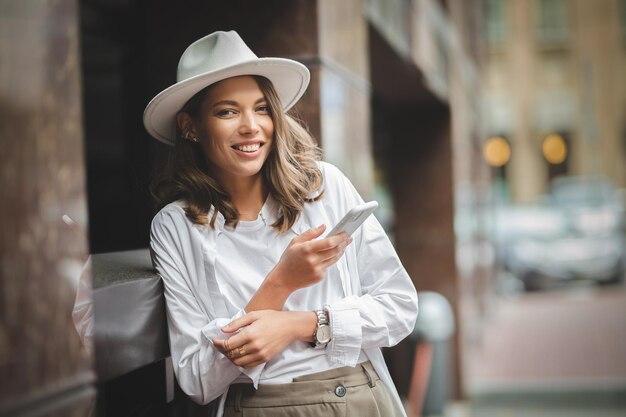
top-left (150, 161), bottom-right (418, 416)
top-left (215, 195), bottom-right (368, 385)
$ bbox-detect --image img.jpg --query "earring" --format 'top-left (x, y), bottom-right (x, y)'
top-left (184, 132), bottom-right (199, 143)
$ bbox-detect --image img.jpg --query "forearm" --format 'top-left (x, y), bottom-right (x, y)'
top-left (245, 268), bottom-right (293, 312)
top-left (170, 311), bottom-right (267, 403)
top-left (175, 339), bottom-right (247, 404)
top-left (287, 310), bottom-right (317, 343)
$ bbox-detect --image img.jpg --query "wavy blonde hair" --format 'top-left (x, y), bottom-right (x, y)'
top-left (151, 76), bottom-right (323, 232)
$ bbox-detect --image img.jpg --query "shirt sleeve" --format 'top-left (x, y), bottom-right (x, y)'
top-left (150, 208), bottom-right (265, 404)
top-left (321, 164), bottom-right (419, 367)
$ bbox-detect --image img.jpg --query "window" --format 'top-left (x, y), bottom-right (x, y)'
top-left (484, 0), bottom-right (507, 44)
top-left (535, 0), bottom-right (569, 45)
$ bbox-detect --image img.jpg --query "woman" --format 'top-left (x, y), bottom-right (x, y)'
top-left (145, 31), bottom-right (418, 417)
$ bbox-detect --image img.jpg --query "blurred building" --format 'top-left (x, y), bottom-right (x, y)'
top-left (482, 0), bottom-right (626, 202)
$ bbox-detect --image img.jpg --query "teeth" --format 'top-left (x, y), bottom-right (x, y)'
top-left (235, 143), bottom-right (261, 152)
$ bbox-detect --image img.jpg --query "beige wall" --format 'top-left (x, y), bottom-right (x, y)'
top-left (483, 0), bottom-right (626, 202)
top-left (318, 0), bottom-right (375, 197)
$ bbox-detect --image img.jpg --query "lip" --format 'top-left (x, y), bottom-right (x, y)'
top-left (231, 140), bottom-right (265, 147)
top-left (231, 141), bottom-right (265, 158)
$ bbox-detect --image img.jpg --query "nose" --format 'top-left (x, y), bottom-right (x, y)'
top-left (239, 110), bottom-right (260, 135)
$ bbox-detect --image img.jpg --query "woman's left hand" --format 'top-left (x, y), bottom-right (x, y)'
top-left (212, 310), bottom-right (316, 368)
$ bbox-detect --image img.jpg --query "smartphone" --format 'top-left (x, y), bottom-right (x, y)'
top-left (327, 201), bottom-right (379, 237)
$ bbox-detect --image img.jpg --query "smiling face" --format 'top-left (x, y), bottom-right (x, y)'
top-left (184, 75), bottom-right (274, 188)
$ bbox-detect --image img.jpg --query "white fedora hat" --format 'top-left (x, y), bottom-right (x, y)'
top-left (143, 30), bottom-right (310, 145)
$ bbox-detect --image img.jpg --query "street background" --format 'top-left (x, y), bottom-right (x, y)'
top-left (1, 1), bottom-right (625, 416)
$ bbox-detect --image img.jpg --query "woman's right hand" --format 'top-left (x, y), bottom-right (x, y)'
top-left (244, 225), bottom-right (351, 313)
top-left (269, 225), bottom-right (351, 292)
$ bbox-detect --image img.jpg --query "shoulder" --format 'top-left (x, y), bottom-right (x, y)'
top-left (316, 160), bottom-right (342, 178)
top-left (314, 160), bottom-right (363, 209)
top-left (150, 201), bottom-right (190, 235)
top-left (152, 200), bottom-right (187, 222)
top-left (316, 160), bottom-right (349, 190)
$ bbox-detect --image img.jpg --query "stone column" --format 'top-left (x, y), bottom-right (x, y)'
top-left (386, 105), bottom-right (460, 400)
top-left (508, 0), bottom-right (546, 202)
top-left (574, 0), bottom-right (626, 185)
top-left (316, 0), bottom-right (374, 195)
top-left (0, 0), bottom-right (95, 415)
top-left (368, 8), bottom-right (462, 397)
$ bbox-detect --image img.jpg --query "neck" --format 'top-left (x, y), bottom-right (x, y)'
top-left (219, 174), bottom-right (267, 218)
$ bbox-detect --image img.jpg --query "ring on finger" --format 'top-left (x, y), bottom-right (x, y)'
top-left (238, 345), bottom-right (246, 356)
top-left (223, 339), bottom-right (230, 351)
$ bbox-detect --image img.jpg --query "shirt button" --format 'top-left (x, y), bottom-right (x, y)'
top-left (335, 385), bottom-right (346, 397)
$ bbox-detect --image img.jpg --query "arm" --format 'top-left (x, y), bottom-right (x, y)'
top-left (153, 207), bottom-right (351, 395)
top-left (322, 164), bottom-right (419, 366)
top-left (215, 203), bottom-right (416, 370)
top-left (326, 214), bottom-right (418, 366)
top-left (244, 225), bottom-right (350, 312)
top-left (151, 209), bottom-right (264, 404)
top-left (213, 226), bottom-right (352, 366)
top-left (216, 163), bottom-right (417, 369)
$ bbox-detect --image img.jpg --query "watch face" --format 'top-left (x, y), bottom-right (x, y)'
top-left (316, 325), bottom-right (331, 344)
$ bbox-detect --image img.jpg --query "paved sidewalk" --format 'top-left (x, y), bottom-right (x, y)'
top-left (449, 283), bottom-right (626, 417)
top-left (466, 284), bottom-right (626, 390)
top-left (466, 390), bottom-right (626, 417)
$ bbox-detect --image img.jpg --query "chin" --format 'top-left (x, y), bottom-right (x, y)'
top-left (236, 163), bottom-right (266, 178)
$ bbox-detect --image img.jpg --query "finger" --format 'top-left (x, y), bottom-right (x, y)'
top-left (316, 240), bottom-right (349, 263)
top-left (291, 225), bottom-right (326, 244)
top-left (233, 353), bottom-right (263, 368)
top-left (238, 344), bottom-right (247, 357)
top-left (222, 313), bottom-right (257, 333)
top-left (214, 338), bottom-right (247, 360)
top-left (317, 252), bottom-right (344, 270)
top-left (214, 335), bottom-right (247, 351)
top-left (227, 345), bottom-right (247, 359)
top-left (219, 332), bottom-right (248, 351)
top-left (212, 338), bottom-right (227, 352)
top-left (307, 233), bottom-right (351, 253)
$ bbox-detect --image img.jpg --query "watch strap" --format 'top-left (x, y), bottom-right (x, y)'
top-left (311, 306), bottom-right (331, 348)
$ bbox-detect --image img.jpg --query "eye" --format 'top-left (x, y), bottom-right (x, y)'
top-left (256, 105), bottom-right (270, 114)
top-left (215, 108), bottom-right (237, 117)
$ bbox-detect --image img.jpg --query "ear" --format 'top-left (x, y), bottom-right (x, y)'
top-left (176, 112), bottom-right (198, 141)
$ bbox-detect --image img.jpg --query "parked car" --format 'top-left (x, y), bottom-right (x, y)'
top-left (493, 176), bottom-right (625, 291)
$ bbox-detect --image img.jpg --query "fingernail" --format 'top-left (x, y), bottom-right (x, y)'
top-left (316, 224), bottom-right (325, 230)
top-left (222, 324), bottom-right (230, 330)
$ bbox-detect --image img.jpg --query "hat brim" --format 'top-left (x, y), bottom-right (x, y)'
top-left (143, 57), bottom-right (310, 145)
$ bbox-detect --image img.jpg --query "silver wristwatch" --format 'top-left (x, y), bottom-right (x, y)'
top-left (312, 306), bottom-right (331, 348)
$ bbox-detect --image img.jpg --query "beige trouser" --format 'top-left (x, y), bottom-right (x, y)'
top-left (223, 361), bottom-right (404, 417)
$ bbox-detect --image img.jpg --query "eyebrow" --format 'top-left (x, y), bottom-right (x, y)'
top-left (211, 98), bottom-right (267, 108)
